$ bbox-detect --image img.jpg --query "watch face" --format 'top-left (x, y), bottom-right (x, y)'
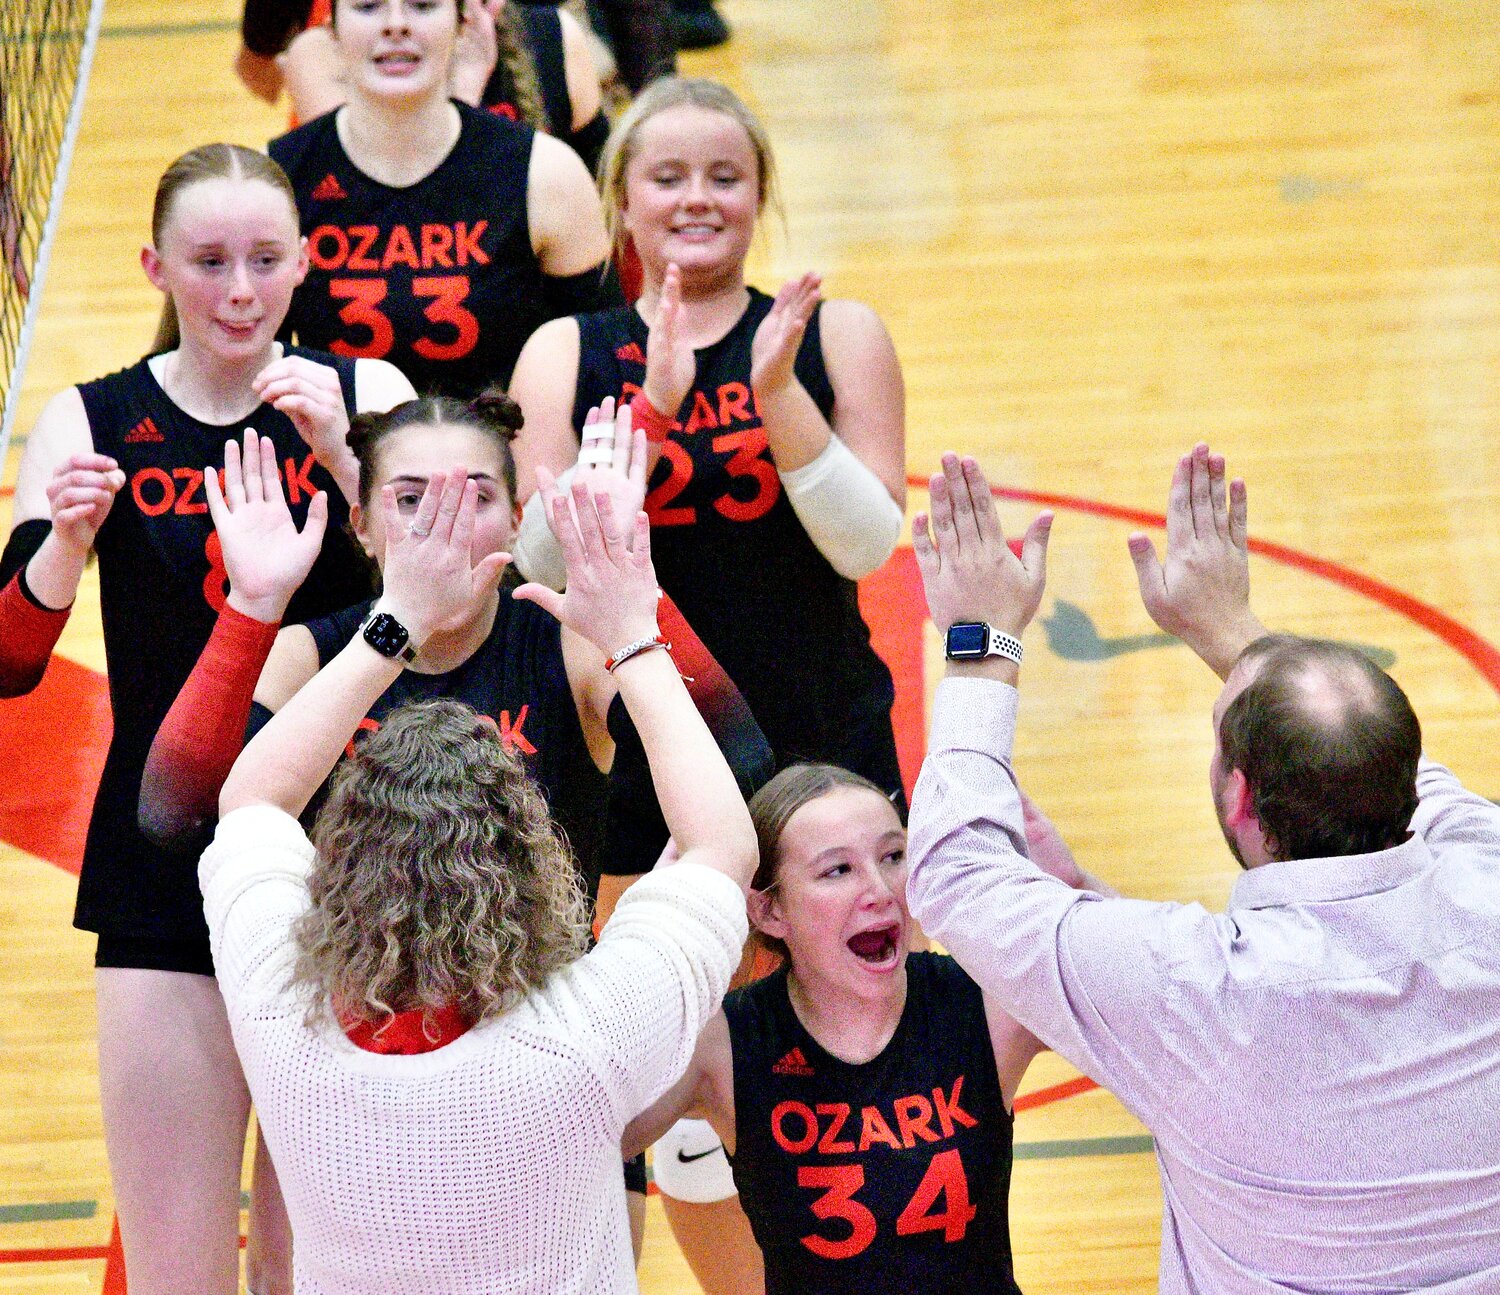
top-left (946, 622), bottom-right (989, 659)
top-left (363, 612), bottom-right (410, 658)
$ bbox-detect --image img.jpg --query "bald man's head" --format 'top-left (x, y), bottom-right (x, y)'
top-left (1216, 635), bottom-right (1420, 862)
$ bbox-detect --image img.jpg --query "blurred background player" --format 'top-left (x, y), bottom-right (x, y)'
top-left (269, 0), bottom-right (619, 401)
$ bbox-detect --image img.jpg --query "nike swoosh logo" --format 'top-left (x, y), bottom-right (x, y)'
top-left (676, 1144), bottom-right (724, 1164)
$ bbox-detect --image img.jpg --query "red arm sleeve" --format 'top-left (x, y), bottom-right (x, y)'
top-left (138, 605), bottom-right (280, 850)
top-left (0, 572), bottom-right (71, 698)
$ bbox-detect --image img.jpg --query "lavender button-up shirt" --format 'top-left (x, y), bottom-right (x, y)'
top-left (907, 677), bottom-right (1500, 1294)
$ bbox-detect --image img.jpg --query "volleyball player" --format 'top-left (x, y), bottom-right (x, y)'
top-left (0, 143), bottom-right (413, 1295)
top-left (509, 76), bottom-right (907, 800)
top-left (269, 0), bottom-right (619, 401)
top-left (140, 394), bottom-right (771, 1257)
top-left (274, 0), bottom-right (610, 176)
top-left (505, 75), bottom-right (908, 1289)
top-left (623, 764), bottom-right (1112, 1294)
top-left (200, 470), bottom-right (757, 1294)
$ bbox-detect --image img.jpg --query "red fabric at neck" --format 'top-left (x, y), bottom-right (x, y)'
top-left (344, 1004), bottom-right (472, 1055)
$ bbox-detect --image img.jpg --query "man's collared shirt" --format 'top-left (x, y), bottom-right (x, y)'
top-left (907, 677), bottom-right (1500, 1294)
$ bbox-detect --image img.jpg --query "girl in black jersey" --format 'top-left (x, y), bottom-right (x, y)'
top-left (146, 394), bottom-right (648, 900)
top-left (273, 0), bottom-right (610, 176)
top-left (623, 765), bottom-right (1110, 1295)
top-left (0, 144), bottom-right (413, 1295)
top-left (269, 0), bottom-right (618, 399)
top-left (509, 77), bottom-right (908, 808)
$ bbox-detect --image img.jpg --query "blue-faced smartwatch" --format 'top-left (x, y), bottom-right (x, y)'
top-left (944, 621), bottom-right (1024, 665)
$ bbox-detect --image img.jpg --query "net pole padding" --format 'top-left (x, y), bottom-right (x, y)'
top-left (0, 0), bottom-right (107, 471)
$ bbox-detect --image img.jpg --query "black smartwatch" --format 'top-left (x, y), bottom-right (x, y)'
top-left (944, 621), bottom-right (1023, 665)
top-left (360, 609), bottom-right (417, 663)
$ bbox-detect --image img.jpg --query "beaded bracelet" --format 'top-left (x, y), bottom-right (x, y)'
top-left (605, 634), bottom-right (672, 673)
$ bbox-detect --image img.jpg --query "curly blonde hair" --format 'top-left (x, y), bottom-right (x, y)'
top-left (293, 698), bottom-right (590, 1032)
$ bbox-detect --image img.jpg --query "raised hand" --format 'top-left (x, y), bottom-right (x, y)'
top-left (912, 453), bottom-right (1052, 643)
top-left (751, 271), bottom-right (820, 398)
top-left (513, 477), bottom-right (659, 658)
top-left (45, 453), bottom-right (126, 555)
top-left (377, 469), bottom-right (511, 646)
top-left (642, 263), bottom-right (696, 418)
top-left (204, 428), bottom-right (328, 623)
top-left (574, 396), bottom-right (649, 531)
top-left (252, 354), bottom-right (350, 473)
top-left (1127, 442), bottom-right (1264, 680)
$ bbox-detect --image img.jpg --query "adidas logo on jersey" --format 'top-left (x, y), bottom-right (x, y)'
top-left (312, 173), bottom-right (347, 202)
top-left (773, 1047), bottom-right (814, 1077)
top-left (124, 416), bottom-right (163, 444)
top-left (614, 341), bottom-right (647, 365)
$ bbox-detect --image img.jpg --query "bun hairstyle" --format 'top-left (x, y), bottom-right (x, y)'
top-left (346, 387), bottom-right (524, 507)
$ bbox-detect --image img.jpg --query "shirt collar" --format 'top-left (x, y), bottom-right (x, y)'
top-left (1228, 834), bottom-right (1434, 912)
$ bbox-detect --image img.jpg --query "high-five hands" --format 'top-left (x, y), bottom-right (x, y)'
top-left (569, 396), bottom-right (650, 524)
top-left (912, 453), bottom-right (1053, 651)
top-left (205, 429), bottom-right (328, 623)
top-left (1128, 442), bottom-right (1265, 680)
top-left (377, 470), bottom-right (512, 647)
top-left (514, 477), bottom-right (659, 659)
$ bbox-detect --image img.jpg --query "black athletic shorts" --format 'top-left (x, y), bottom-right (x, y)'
top-left (95, 933), bottom-right (215, 978)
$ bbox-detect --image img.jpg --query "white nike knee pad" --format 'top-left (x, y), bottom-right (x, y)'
top-left (652, 1117), bottom-right (737, 1203)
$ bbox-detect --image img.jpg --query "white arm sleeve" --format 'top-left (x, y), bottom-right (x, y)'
top-left (510, 466), bottom-right (575, 591)
top-left (778, 435), bottom-right (903, 580)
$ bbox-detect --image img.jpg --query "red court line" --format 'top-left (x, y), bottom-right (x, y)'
top-left (906, 474), bottom-right (1500, 696)
top-left (1014, 1075), bottom-right (1100, 1113)
top-left (0, 1243), bottom-right (110, 1263)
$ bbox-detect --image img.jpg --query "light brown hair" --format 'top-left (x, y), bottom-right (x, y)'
top-left (148, 144), bottom-right (300, 354)
top-left (747, 763), bottom-right (891, 962)
top-left (293, 698), bottom-right (590, 1032)
top-left (596, 76), bottom-right (782, 257)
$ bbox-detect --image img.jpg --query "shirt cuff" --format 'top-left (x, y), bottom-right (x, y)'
top-left (930, 676), bottom-right (1020, 761)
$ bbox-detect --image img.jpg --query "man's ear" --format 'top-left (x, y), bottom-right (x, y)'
top-left (1221, 767), bottom-right (1256, 830)
top-left (747, 887), bottom-right (786, 941)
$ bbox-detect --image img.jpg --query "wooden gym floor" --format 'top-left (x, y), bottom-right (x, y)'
top-left (2, 0), bottom-right (1498, 1289)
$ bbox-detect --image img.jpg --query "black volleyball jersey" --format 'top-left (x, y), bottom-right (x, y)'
top-left (724, 953), bottom-right (1021, 1295)
top-left (305, 587), bottom-right (610, 899)
top-left (74, 350), bottom-right (371, 943)
top-left (574, 292), bottom-right (899, 792)
top-left (271, 102), bottom-right (543, 396)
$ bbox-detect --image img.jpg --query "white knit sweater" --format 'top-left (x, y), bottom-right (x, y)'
top-left (201, 804), bottom-right (747, 1295)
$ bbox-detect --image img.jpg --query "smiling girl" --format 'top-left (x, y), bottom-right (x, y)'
top-left (0, 143), bottom-right (412, 1294)
top-left (269, 0), bottom-right (617, 399)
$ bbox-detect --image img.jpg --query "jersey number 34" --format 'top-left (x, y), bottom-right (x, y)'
top-left (799, 1148), bottom-right (977, 1261)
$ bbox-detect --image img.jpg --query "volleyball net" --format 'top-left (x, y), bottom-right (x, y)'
top-left (0, 0), bottom-right (105, 466)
